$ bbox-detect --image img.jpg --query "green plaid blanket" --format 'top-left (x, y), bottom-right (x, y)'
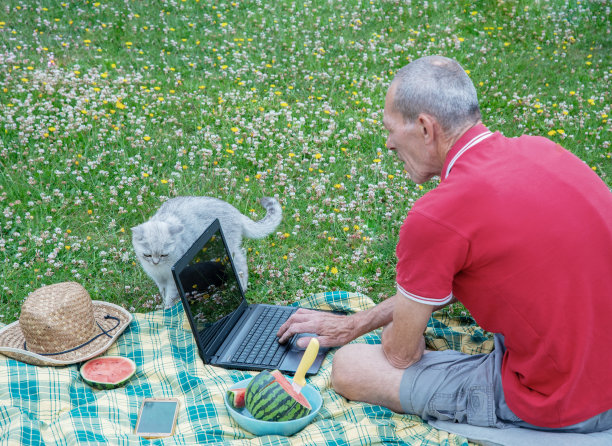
top-left (0, 291), bottom-right (492, 445)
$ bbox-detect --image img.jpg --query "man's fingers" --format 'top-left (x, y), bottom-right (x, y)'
top-left (296, 335), bottom-right (336, 348)
top-left (295, 336), bottom-right (312, 349)
top-left (277, 308), bottom-right (351, 347)
top-left (277, 309), bottom-right (319, 338)
top-left (277, 321), bottom-right (314, 344)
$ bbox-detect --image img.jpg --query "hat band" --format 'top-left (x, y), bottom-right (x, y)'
top-left (23, 315), bottom-right (121, 357)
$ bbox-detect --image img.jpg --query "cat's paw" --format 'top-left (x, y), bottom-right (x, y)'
top-left (163, 295), bottom-right (180, 309)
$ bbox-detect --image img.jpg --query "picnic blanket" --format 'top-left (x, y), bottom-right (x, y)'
top-left (0, 291), bottom-right (495, 445)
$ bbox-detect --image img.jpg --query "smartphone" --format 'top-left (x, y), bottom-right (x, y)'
top-left (134, 397), bottom-right (179, 438)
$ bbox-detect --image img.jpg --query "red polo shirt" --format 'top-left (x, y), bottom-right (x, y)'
top-left (395, 124), bottom-right (612, 428)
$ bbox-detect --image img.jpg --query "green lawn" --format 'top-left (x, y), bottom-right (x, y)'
top-left (0, 0), bottom-right (610, 323)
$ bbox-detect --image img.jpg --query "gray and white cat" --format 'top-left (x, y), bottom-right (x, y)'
top-left (132, 196), bottom-right (282, 308)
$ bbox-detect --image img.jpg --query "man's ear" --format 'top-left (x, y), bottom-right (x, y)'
top-left (417, 114), bottom-right (436, 145)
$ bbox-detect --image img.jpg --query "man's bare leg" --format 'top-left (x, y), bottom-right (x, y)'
top-left (331, 343), bottom-right (406, 413)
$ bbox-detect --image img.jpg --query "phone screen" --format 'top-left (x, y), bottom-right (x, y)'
top-left (135, 399), bottom-right (179, 437)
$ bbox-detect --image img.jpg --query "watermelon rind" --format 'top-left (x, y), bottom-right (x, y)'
top-left (80, 356), bottom-right (136, 390)
top-left (245, 370), bottom-right (312, 422)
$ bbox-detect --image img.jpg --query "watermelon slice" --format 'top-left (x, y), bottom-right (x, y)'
top-left (226, 387), bottom-right (246, 408)
top-left (80, 356), bottom-right (136, 390)
top-left (269, 370), bottom-right (311, 409)
top-left (244, 369), bottom-right (311, 421)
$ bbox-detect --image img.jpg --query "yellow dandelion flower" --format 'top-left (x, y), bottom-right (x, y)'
top-left (330, 267), bottom-right (338, 275)
top-left (231, 127), bottom-right (239, 133)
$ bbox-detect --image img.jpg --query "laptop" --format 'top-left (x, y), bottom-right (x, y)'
top-left (171, 218), bottom-right (329, 375)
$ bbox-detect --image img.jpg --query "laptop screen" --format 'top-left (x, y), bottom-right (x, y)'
top-left (174, 223), bottom-right (245, 348)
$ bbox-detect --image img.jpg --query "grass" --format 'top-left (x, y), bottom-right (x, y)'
top-left (0, 0), bottom-right (610, 323)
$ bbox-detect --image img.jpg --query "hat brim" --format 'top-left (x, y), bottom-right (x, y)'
top-left (0, 301), bottom-right (132, 367)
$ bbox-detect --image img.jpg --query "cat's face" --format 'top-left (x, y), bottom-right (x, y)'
top-left (132, 221), bottom-right (183, 267)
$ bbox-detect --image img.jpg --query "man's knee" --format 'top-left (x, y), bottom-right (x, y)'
top-left (331, 343), bottom-right (406, 412)
top-left (331, 344), bottom-right (357, 399)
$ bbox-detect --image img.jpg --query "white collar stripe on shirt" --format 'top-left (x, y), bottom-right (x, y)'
top-left (445, 131), bottom-right (493, 178)
top-left (396, 283), bottom-right (454, 306)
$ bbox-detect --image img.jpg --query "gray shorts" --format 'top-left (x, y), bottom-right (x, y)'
top-left (399, 334), bottom-right (612, 433)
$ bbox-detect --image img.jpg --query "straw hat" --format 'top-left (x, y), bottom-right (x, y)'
top-left (0, 282), bottom-right (132, 367)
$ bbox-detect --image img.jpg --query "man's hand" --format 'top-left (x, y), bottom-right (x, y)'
top-left (277, 309), bottom-right (356, 348)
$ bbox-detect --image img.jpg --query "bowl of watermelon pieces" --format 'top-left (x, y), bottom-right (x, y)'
top-left (224, 370), bottom-right (322, 436)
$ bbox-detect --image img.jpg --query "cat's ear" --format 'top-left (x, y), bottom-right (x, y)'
top-left (168, 224), bottom-right (184, 235)
top-left (131, 225), bottom-right (144, 240)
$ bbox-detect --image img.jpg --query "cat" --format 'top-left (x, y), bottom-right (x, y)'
top-left (131, 196), bottom-right (282, 308)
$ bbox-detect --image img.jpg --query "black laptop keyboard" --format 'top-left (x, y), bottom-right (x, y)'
top-left (231, 306), bottom-right (295, 366)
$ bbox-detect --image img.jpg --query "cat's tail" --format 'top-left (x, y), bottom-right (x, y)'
top-left (240, 197), bottom-right (283, 239)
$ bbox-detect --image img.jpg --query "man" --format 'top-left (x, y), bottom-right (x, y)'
top-left (278, 55), bottom-right (612, 432)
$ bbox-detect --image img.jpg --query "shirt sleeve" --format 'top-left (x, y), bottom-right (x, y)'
top-left (396, 210), bottom-right (470, 305)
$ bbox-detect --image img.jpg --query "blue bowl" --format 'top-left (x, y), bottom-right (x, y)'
top-left (224, 377), bottom-right (322, 436)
